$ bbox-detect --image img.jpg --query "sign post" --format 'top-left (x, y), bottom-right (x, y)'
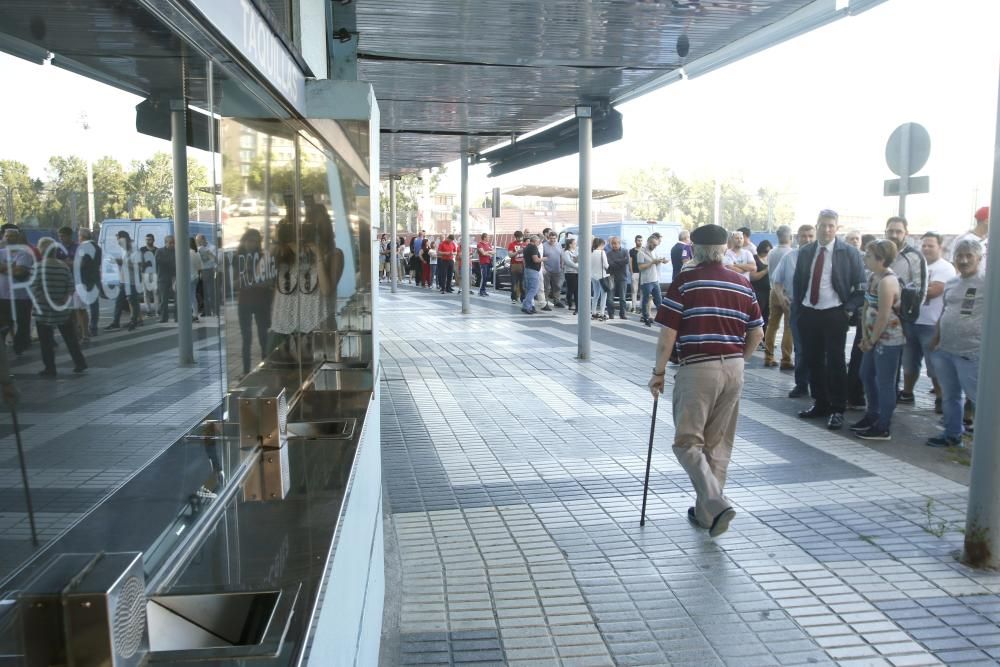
top-left (884, 122), bottom-right (931, 216)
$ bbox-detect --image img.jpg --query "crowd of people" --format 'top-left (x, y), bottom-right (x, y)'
top-left (0, 223), bottom-right (223, 377)
top-left (643, 210), bottom-right (988, 538)
top-left (386, 205), bottom-right (989, 449)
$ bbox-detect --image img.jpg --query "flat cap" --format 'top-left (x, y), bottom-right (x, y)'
top-left (690, 224), bottom-right (728, 246)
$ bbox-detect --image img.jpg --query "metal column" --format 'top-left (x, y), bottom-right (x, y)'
top-left (460, 154), bottom-right (470, 314)
top-left (964, 65), bottom-right (1000, 569)
top-left (577, 107), bottom-right (592, 360)
top-left (389, 178), bottom-right (398, 293)
top-left (171, 100), bottom-right (194, 365)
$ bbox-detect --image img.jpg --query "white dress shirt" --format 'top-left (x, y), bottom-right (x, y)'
top-left (802, 239), bottom-right (842, 309)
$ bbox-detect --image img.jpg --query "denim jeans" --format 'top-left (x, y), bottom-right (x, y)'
top-left (521, 269), bottom-right (541, 311)
top-left (861, 343), bottom-right (903, 431)
top-left (607, 275), bottom-right (627, 317)
top-left (902, 323), bottom-right (939, 380)
top-left (640, 282), bottom-right (661, 321)
top-left (591, 278), bottom-right (607, 314)
top-left (932, 349), bottom-right (979, 438)
top-left (479, 263), bottom-right (490, 294)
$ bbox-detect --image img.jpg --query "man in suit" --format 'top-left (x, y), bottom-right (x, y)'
top-left (792, 209), bottom-right (866, 430)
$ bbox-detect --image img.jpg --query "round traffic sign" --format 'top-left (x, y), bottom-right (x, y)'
top-left (885, 123), bottom-right (930, 177)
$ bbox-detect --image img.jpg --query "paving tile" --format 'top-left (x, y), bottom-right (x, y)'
top-left (378, 292), bottom-right (1000, 667)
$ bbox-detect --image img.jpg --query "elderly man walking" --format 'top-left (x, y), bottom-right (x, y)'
top-left (648, 224), bottom-right (764, 538)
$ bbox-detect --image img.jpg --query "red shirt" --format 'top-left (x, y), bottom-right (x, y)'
top-left (507, 240), bottom-right (525, 265)
top-left (477, 241), bottom-right (494, 265)
top-left (655, 262), bottom-right (763, 363)
top-left (438, 240), bottom-right (457, 261)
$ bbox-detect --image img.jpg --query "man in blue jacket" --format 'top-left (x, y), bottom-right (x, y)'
top-left (792, 209), bottom-right (866, 430)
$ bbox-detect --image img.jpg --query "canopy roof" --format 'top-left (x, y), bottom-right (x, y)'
top-left (364, 0), bottom-right (885, 176)
top-left (503, 185), bottom-right (625, 200)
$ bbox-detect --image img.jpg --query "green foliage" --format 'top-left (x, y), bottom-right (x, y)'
top-left (1, 152), bottom-right (211, 228)
top-left (0, 160), bottom-right (42, 224)
top-left (619, 164), bottom-right (794, 231)
top-left (379, 168), bottom-right (446, 232)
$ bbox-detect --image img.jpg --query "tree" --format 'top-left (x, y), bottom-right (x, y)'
top-left (128, 152), bottom-right (209, 217)
top-left (619, 164), bottom-right (689, 221)
top-left (92, 156), bottom-right (129, 220)
top-left (39, 155), bottom-right (88, 227)
top-left (0, 160), bottom-right (41, 225)
top-left (379, 167), bottom-right (446, 232)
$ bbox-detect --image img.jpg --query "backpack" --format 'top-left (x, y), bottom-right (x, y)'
top-left (897, 246), bottom-right (926, 324)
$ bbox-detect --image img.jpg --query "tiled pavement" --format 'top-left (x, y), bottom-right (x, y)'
top-left (0, 304), bottom-right (223, 582)
top-left (378, 284), bottom-right (1000, 667)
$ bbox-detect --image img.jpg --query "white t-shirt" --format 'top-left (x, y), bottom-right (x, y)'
top-left (724, 248), bottom-right (754, 269)
top-left (916, 258), bottom-right (957, 326)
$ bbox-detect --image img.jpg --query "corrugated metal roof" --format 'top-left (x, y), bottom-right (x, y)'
top-left (359, 0), bottom-right (827, 176)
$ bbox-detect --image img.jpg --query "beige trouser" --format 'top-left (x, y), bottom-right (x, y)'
top-left (764, 290), bottom-right (793, 365)
top-left (672, 357), bottom-right (745, 527)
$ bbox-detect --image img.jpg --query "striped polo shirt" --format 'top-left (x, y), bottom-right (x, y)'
top-left (654, 262), bottom-right (763, 363)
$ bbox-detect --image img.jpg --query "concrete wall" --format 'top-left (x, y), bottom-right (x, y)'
top-left (307, 390), bottom-right (383, 666)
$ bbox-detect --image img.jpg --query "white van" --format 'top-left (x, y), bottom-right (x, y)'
top-left (99, 219), bottom-right (217, 289)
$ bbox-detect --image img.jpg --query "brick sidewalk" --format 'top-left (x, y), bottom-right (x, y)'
top-left (379, 284), bottom-right (1000, 667)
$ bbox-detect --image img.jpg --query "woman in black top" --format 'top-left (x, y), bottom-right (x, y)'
top-left (750, 240), bottom-right (772, 332)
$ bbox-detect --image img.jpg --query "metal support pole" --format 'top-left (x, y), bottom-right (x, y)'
top-left (577, 108), bottom-right (593, 361)
top-left (171, 99), bottom-right (195, 365)
top-left (713, 179), bottom-right (722, 227)
top-left (963, 65), bottom-right (1000, 569)
top-left (263, 134), bottom-right (272, 248)
top-left (85, 160), bottom-right (95, 231)
top-left (389, 178), bottom-right (398, 293)
top-left (460, 154), bottom-right (470, 314)
top-left (898, 122), bottom-right (911, 218)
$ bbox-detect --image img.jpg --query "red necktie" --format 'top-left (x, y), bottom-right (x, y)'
top-left (809, 246), bottom-right (826, 306)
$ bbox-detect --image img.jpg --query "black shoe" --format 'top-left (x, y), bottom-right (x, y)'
top-left (607, 313), bottom-right (615, 320)
top-left (850, 415), bottom-right (876, 431)
top-left (618, 313), bottom-right (627, 320)
top-left (73, 364), bottom-right (87, 374)
top-left (126, 322), bottom-right (137, 332)
top-left (554, 302), bottom-right (565, 308)
top-left (896, 391), bottom-right (915, 404)
top-left (798, 405), bottom-right (828, 419)
top-left (542, 306), bottom-right (552, 312)
top-left (926, 435), bottom-right (962, 448)
top-left (788, 386), bottom-right (808, 399)
top-left (827, 413), bottom-right (844, 430)
top-left (687, 507), bottom-right (706, 529)
top-left (37, 368), bottom-right (56, 377)
top-left (105, 323), bottom-right (121, 330)
top-left (856, 426), bottom-right (890, 440)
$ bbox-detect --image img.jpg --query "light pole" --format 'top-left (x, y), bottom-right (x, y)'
top-left (80, 112), bottom-right (96, 231)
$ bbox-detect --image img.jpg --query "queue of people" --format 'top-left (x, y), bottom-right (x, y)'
top-left (762, 208), bottom-right (988, 446)
top-left (386, 204), bottom-right (989, 452)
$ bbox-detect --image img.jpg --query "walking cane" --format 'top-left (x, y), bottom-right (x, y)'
top-left (11, 407), bottom-right (39, 547)
top-left (639, 395), bottom-right (659, 527)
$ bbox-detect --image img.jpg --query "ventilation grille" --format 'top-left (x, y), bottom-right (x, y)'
top-left (112, 576), bottom-right (146, 659)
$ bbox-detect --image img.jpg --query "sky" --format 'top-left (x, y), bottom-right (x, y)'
top-left (439, 0), bottom-right (1000, 234)
top-left (0, 0), bottom-right (998, 234)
